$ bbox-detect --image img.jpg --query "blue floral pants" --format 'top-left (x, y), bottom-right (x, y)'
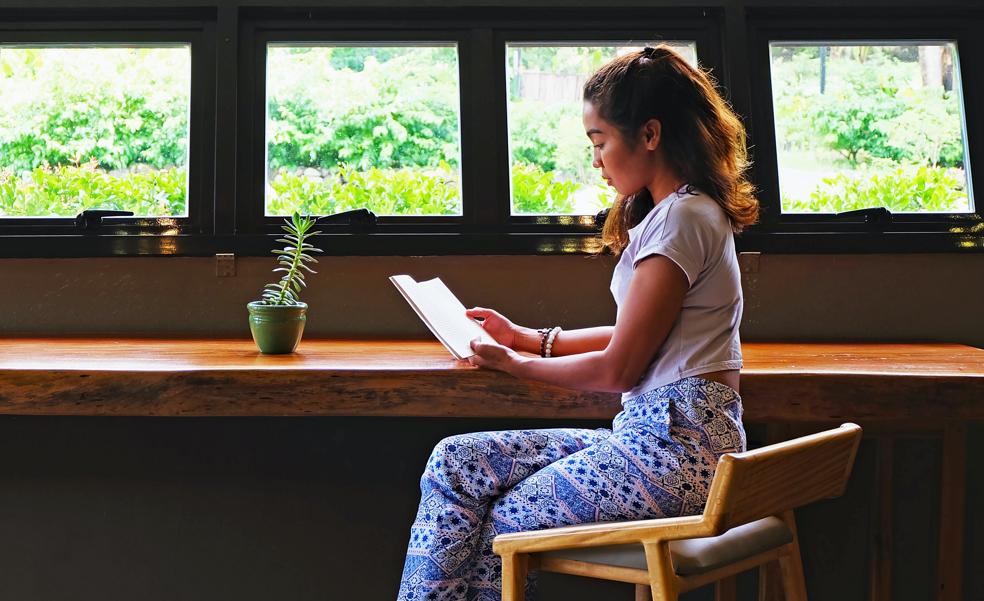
top-left (397, 377), bottom-right (746, 601)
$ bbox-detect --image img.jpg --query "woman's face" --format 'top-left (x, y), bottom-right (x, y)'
top-left (582, 101), bottom-right (656, 197)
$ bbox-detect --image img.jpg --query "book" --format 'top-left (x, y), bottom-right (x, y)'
top-left (389, 274), bottom-right (496, 360)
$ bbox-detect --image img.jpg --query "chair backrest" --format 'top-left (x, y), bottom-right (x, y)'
top-left (702, 423), bottom-right (862, 532)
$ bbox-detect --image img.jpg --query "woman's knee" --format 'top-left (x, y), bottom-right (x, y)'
top-left (422, 433), bottom-right (494, 492)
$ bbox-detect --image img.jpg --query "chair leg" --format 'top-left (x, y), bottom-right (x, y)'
top-left (758, 561), bottom-right (783, 601)
top-left (643, 542), bottom-right (678, 601)
top-left (500, 552), bottom-right (528, 601)
top-left (635, 584), bottom-right (653, 601)
top-left (715, 575), bottom-right (737, 601)
top-left (779, 511), bottom-right (809, 601)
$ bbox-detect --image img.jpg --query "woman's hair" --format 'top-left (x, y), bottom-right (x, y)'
top-left (583, 45), bottom-right (759, 255)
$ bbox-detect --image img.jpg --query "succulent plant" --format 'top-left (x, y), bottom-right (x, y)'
top-left (260, 211), bottom-right (323, 305)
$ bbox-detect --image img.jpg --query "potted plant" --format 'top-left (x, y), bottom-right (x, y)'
top-left (247, 212), bottom-right (323, 354)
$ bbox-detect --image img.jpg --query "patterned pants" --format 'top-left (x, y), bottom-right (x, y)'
top-left (397, 377), bottom-right (746, 601)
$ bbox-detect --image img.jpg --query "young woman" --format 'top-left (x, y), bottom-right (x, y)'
top-left (397, 45), bottom-right (759, 601)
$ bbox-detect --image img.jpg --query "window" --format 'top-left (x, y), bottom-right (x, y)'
top-left (747, 13), bottom-right (983, 251)
top-left (0, 45), bottom-right (192, 219)
top-left (0, 15), bottom-right (214, 251)
top-left (3, 8), bottom-right (980, 256)
top-left (768, 42), bottom-right (973, 216)
top-left (264, 43), bottom-right (463, 218)
top-left (505, 42), bottom-right (696, 217)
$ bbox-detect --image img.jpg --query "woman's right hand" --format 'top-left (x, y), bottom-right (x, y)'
top-left (465, 307), bottom-right (528, 351)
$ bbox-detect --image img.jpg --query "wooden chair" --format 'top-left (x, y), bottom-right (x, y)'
top-left (493, 423), bottom-right (862, 601)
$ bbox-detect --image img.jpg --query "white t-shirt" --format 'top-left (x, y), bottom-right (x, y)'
top-left (609, 186), bottom-right (743, 400)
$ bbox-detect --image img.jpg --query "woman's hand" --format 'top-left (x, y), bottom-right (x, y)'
top-left (468, 338), bottom-right (525, 374)
top-left (464, 307), bottom-right (524, 349)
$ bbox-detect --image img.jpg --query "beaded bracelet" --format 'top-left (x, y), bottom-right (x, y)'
top-left (537, 327), bottom-right (551, 357)
top-left (544, 326), bottom-right (562, 358)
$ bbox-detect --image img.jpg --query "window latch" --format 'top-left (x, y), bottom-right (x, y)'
top-left (319, 208), bottom-right (377, 230)
top-left (75, 209), bottom-right (134, 232)
top-left (833, 207), bottom-right (892, 229)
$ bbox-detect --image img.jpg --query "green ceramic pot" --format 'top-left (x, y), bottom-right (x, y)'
top-left (247, 301), bottom-right (308, 354)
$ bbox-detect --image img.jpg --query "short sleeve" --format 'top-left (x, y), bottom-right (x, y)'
top-left (631, 201), bottom-right (716, 287)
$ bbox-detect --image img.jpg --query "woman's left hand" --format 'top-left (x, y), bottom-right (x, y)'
top-left (468, 338), bottom-right (522, 373)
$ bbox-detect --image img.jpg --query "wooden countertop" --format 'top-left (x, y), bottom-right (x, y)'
top-left (0, 339), bottom-right (981, 420)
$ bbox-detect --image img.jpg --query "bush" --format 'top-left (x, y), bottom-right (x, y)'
top-left (266, 164), bottom-right (461, 216)
top-left (771, 50), bottom-right (966, 169)
top-left (0, 162), bottom-right (187, 217)
top-left (783, 166), bottom-right (968, 213)
top-left (267, 162), bottom-right (580, 217)
top-left (268, 97), bottom-right (461, 171)
top-left (809, 81), bottom-right (908, 166)
top-left (510, 163), bottom-right (578, 214)
top-left (883, 87), bottom-right (965, 168)
top-left (508, 102), bottom-right (594, 182)
top-left (0, 48), bottom-right (190, 172)
top-left (266, 46), bottom-right (461, 172)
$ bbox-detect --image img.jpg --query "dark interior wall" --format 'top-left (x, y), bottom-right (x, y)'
top-left (2, 253), bottom-right (983, 345)
top-left (1, 254), bottom-right (980, 601)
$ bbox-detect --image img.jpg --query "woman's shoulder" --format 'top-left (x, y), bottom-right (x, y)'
top-left (664, 189), bottom-right (731, 234)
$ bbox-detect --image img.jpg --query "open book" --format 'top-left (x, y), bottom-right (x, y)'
top-left (390, 275), bottom-right (496, 360)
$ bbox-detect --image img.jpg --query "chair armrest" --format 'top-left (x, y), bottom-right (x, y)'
top-left (493, 515), bottom-right (714, 555)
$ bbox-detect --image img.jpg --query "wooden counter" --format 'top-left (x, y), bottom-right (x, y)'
top-left (0, 338), bottom-right (980, 601)
top-left (0, 339), bottom-right (980, 419)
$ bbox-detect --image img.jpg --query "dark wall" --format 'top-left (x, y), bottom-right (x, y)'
top-left (1, 257), bottom-right (980, 601)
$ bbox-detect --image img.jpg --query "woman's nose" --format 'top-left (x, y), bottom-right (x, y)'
top-left (592, 153), bottom-right (602, 169)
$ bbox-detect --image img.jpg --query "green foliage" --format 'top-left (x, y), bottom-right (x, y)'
top-left (783, 166), bottom-right (969, 213)
top-left (883, 87), bottom-right (965, 168)
top-left (260, 212), bottom-right (323, 306)
top-left (0, 162), bottom-right (186, 217)
top-left (510, 163), bottom-right (578, 214)
top-left (267, 164), bottom-right (461, 216)
top-left (266, 46), bottom-right (461, 171)
top-left (772, 47), bottom-right (966, 169)
top-left (508, 102), bottom-right (593, 181)
top-left (267, 97), bottom-right (460, 171)
top-left (268, 163), bottom-right (581, 217)
top-left (327, 47), bottom-right (405, 72)
top-left (810, 84), bottom-right (908, 166)
top-left (0, 47), bottom-right (190, 172)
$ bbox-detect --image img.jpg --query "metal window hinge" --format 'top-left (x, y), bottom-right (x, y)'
top-left (833, 207), bottom-right (892, 230)
top-left (215, 253), bottom-right (236, 277)
top-left (319, 208), bottom-right (378, 230)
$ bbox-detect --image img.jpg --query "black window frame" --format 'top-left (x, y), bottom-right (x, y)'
top-left (740, 8), bottom-right (984, 252)
top-left (0, 6), bottom-right (981, 257)
top-left (236, 7), bottom-right (724, 255)
top-left (0, 9), bottom-right (217, 255)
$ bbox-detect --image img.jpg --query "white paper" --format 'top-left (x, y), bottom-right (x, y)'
top-left (390, 275), bottom-right (495, 359)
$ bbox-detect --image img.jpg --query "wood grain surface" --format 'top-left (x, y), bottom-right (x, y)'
top-left (0, 339), bottom-right (981, 419)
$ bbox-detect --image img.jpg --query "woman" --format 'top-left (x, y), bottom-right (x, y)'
top-left (397, 44), bottom-right (759, 601)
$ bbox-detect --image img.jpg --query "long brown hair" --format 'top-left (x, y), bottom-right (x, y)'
top-left (583, 45), bottom-right (758, 255)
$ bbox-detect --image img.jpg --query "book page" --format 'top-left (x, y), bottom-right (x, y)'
top-left (390, 275), bottom-right (494, 359)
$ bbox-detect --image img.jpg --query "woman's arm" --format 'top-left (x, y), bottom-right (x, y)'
top-left (464, 308), bottom-right (612, 355)
top-left (469, 254), bottom-right (688, 393)
top-left (511, 326), bottom-right (613, 356)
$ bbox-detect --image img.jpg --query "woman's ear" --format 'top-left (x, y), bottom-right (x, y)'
top-left (642, 119), bottom-right (662, 150)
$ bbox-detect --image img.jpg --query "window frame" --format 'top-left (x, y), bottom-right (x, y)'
top-left (741, 9), bottom-right (984, 252)
top-left (498, 29), bottom-right (722, 231)
top-left (0, 11), bottom-right (217, 249)
top-left (0, 6), bottom-right (981, 257)
top-left (239, 24), bottom-right (476, 236)
top-left (235, 8), bottom-right (724, 255)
